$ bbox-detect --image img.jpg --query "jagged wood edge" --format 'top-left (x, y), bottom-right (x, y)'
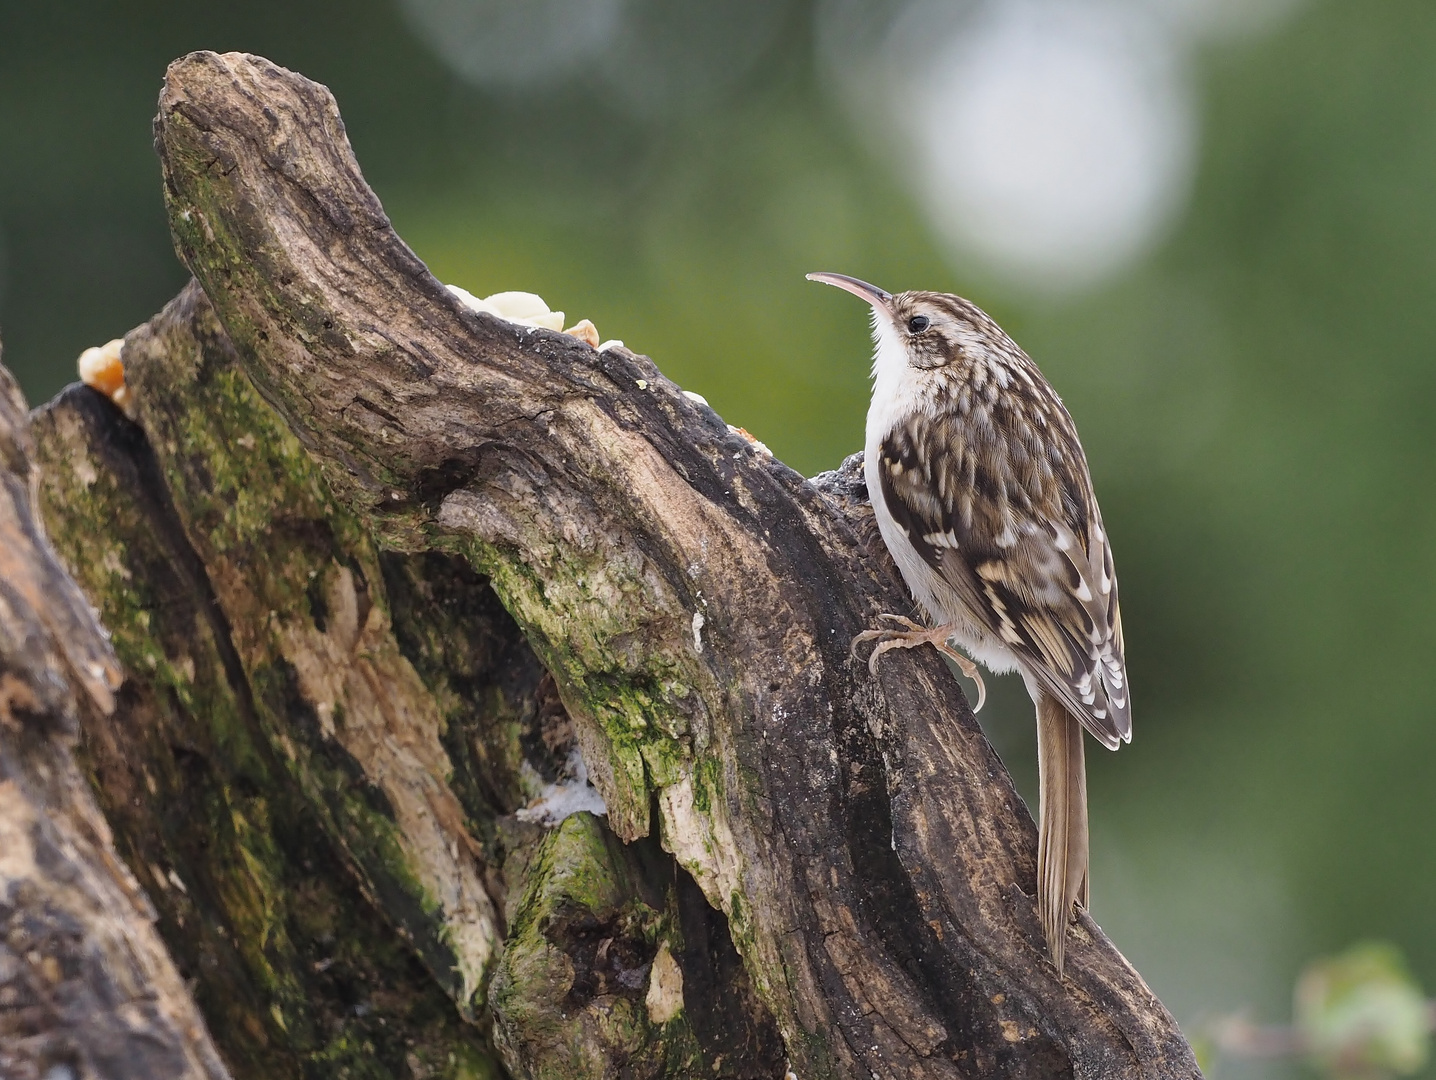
top-left (151, 49), bottom-right (1198, 1078)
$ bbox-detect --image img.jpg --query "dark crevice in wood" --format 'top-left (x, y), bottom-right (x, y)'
top-left (673, 855), bottom-right (787, 1076)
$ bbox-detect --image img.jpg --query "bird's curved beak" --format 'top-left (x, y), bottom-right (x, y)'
top-left (806, 272), bottom-right (892, 314)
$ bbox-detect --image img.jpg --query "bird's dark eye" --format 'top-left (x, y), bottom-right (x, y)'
top-left (907, 315), bottom-right (930, 333)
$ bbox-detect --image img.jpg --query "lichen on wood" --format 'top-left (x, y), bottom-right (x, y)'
top-left (30, 281), bottom-right (783, 1077)
top-left (123, 283), bottom-right (504, 1013)
top-left (491, 811), bottom-right (781, 1077)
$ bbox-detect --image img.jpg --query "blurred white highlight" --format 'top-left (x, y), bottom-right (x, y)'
top-left (904, 1), bottom-right (1191, 288)
top-left (818, 0), bottom-right (1303, 293)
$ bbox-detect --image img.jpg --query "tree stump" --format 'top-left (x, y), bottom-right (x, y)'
top-left (8, 50), bottom-right (1200, 1080)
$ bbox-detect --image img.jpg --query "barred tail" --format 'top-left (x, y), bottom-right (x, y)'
top-left (1036, 691), bottom-right (1089, 977)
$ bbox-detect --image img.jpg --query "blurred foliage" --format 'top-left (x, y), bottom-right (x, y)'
top-left (5, 2), bottom-right (1436, 1077)
top-left (1205, 942), bottom-right (1432, 1079)
top-left (1296, 943), bottom-right (1430, 1079)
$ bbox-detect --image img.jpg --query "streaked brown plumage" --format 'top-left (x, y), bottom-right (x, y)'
top-left (809, 272), bottom-right (1130, 976)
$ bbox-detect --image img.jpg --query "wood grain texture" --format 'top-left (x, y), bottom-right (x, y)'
top-left (0, 361), bottom-right (230, 1080)
top-left (138, 49), bottom-right (1202, 1078)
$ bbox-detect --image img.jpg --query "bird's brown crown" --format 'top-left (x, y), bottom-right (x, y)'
top-left (886, 291), bottom-right (1020, 372)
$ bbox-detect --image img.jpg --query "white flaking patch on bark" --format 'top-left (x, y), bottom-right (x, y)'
top-left (691, 610), bottom-right (705, 653)
top-left (645, 940), bottom-right (684, 1024)
top-left (658, 774), bottom-right (742, 912)
top-left (515, 748), bottom-right (608, 826)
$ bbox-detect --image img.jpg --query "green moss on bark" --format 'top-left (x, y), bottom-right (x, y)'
top-left (490, 814), bottom-right (706, 1079)
top-left (453, 535), bottom-right (715, 844)
top-left (112, 292), bottom-right (510, 1012)
top-left (32, 386), bottom-right (501, 1079)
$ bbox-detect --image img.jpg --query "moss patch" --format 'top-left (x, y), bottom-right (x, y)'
top-left (32, 385), bottom-right (501, 1079)
top-left (490, 814), bottom-right (705, 1078)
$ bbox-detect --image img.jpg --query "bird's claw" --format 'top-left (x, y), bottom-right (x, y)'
top-left (941, 646), bottom-right (987, 713)
top-left (850, 616), bottom-right (987, 711)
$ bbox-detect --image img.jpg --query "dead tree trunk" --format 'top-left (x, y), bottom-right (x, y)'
top-left (12, 50), bottom-right (1200, 1080)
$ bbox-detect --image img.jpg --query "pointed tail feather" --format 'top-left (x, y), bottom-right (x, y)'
top-left (1036, 692), bottom-right (1089, 977)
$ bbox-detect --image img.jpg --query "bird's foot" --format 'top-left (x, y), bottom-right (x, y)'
top-left (851, 615), bottom-right (987, 711)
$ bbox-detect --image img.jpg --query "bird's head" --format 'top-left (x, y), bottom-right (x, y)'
top-left (806, 271), bottom-right (990, 372)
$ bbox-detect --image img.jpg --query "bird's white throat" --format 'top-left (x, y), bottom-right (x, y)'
top-left (864, 310), bottom-right (922, 458)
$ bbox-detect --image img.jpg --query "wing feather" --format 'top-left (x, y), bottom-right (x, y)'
top-left (879, 410), bottom-right (1130, 749)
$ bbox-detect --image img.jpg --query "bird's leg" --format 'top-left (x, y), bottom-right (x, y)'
top-left (851, 615), bottom-right (987, 711)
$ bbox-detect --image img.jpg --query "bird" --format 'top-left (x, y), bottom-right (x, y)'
top-left (808, 271), bottom-right (1130, 976)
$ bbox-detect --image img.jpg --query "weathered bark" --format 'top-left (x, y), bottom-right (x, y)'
top-left (14, 48), bottom-right (1201, 1080)
top-left (0, 363), bottom-right (231, 1080)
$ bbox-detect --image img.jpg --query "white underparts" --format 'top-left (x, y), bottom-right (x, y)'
top-left (864, 314), bottom-right (1023, 680)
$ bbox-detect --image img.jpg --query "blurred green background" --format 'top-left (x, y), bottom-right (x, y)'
top-left (4, 1), bottom-right (1435, 1075)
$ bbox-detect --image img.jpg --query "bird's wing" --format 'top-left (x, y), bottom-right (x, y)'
top-left (877, 410), bottom-right (1130, 749)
